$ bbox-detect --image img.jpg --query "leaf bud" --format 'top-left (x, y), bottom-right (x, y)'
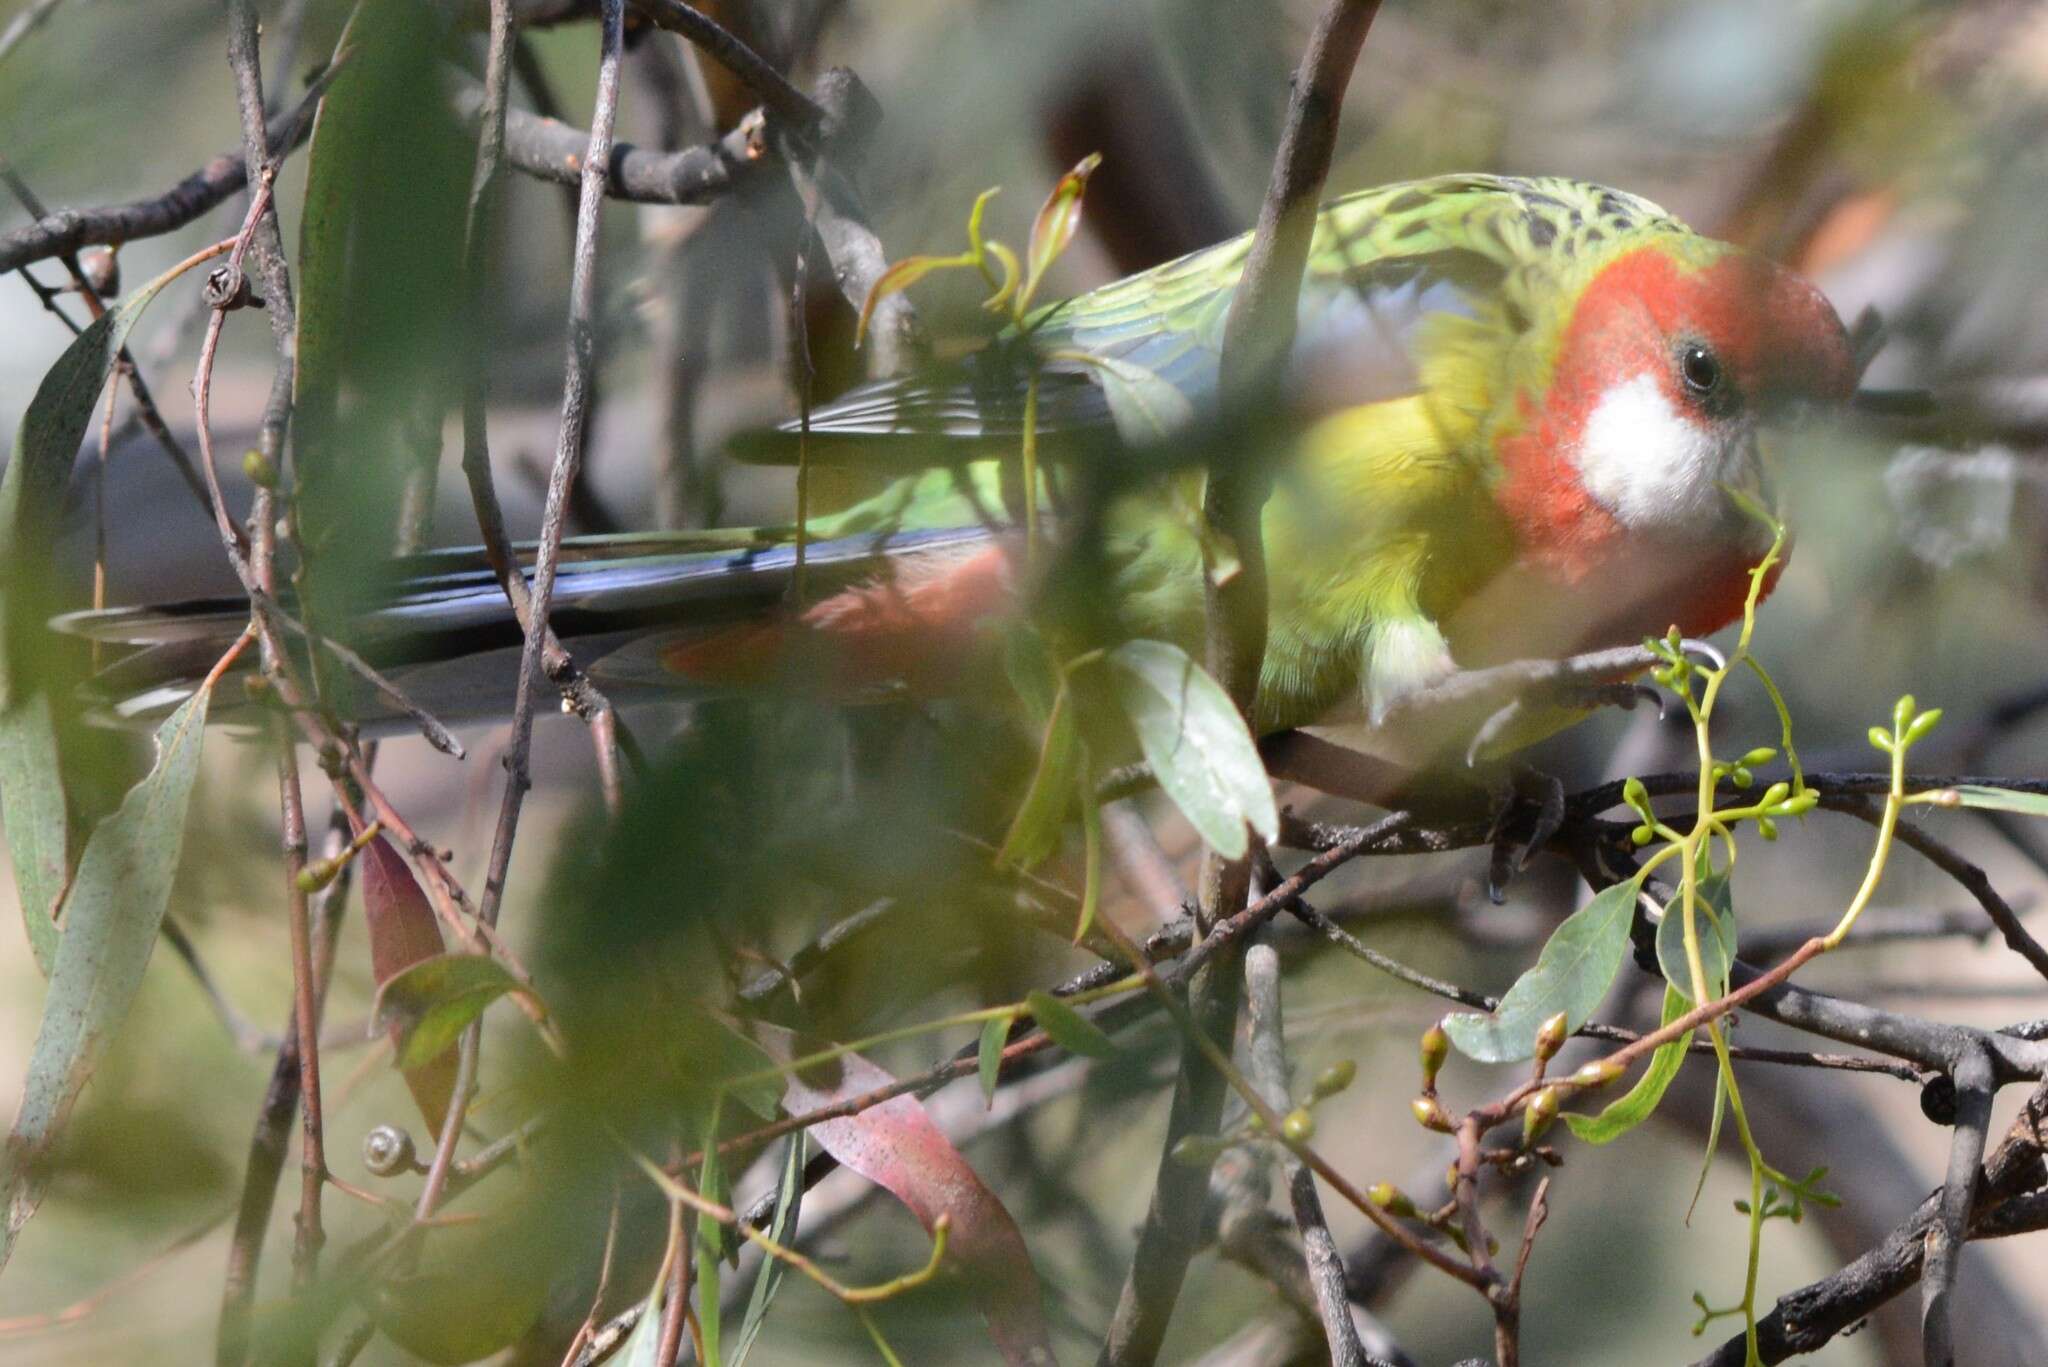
top-left (1312, 1059), bottom-right (1357, 1100)
top-left (1904, 707), bottom-right (1944, 745)
top-left (1420, 1022), bottom-right (1449, 1089)
top-left (1368, 1182), bottom-right (1416, 1217)
top-left (1522, 1087), bottom-right (1560, 1146)
top-left (1569, 1058), bottom-right (1625, 1089)
top-left (1410, 1095), bottom-right (1454, 1133)
top-left (1758, 782), bottom-right (1790, 809)
top-left (1533, 1011), bottom-right (1569, 1063)
top-left (1281, 1108), bottom-right (1316, 1144)
top-left (243, 447), bottom-right (277, 489)
top-left (1445, 1162), bottom-right (1461, 1192)
top-left (362, 1124), bottom-right (416, 1177)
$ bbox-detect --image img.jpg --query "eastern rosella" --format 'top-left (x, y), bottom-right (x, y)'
top-left (62, 175), bottom-right (1856, 748)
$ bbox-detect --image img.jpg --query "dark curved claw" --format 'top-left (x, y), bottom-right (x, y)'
top-left (1486, 763), bottom-right (1567, 904)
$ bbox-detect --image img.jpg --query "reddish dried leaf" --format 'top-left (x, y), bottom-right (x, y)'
top-left (749, 1022), bottom-right (1054, 1367)
top-left (360, 836), bottom-right (454, 1136)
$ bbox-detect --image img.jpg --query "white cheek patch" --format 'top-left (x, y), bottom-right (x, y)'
top-left (1576, 373), bottom-right (1741, 527)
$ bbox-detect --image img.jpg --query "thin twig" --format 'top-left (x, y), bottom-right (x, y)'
top-left (630, 0), bottom-right (826, 131)
top-left (477, 0), bottom-right (627, 930)
top-left (1243, 945), bottom-right (1367, 1367)
top-left (1920, 1043), bottom-right (1993, 1367)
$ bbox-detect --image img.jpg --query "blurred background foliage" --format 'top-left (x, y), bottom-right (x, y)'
top-left (3, 0), bottom-right (2048, 1363)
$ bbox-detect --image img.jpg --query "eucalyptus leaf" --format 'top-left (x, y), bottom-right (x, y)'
top-left (1443, 879), bottom-right (1637, 1064)
top-left (730, 1134), bottom-right (805, 1367)
top-left (372, 952), bottom-right (540, 1071)
top-left (0, 251), bottom-right (201, 975)
top-left (996, 688), bottom-right (1080, 870)
top-left (1025, 990), bottom-right (1115, 1059)
top-left (0, 683), bottom-right (214, 1271)
top-left (1656, 874), bottom-right (1736, 1004)
top-left (1564, 985), bottom-right (1689, 1146)
top-left (1945, 784), bottom-right (2048, 817)
top-left (1105, 639), bottom-right (1277, 859)
top-left (978, 1015), bottom-right (1010, 1104)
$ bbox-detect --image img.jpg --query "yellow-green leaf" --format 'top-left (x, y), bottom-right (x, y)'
top-left (855, 252), bottom-right (976, 347)
top-left (1442, 879), bottom-right (1637, 1064)
top-left (1025, 989), bottom-right (1115, 1059)
top-left (1020, 151), bottom-right (1102, 314)
top-left (372, 952), bottom-right (543, 1071)
top-left (1564, 986), bottom-right (1689, 1146)
top-left (1105, 639), bottom-right (1277, 859)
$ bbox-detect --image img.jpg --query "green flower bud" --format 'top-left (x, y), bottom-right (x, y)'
top-left (1622, 776), bottom-right (1650, 816)
top-left (1759, 782), bottom-right (1790, 809)
top-left (1868, 726), bottom-right (1894, 753)
top-left (1281, 1108), bottom-right (1316, 1144)
top-left (1739, 747), bottom-right (1779, 768)
top-left (1630, 825), bottom-right (1654, 847)
top-left (1904, 708), bottom-right (1944, 745)
top-left (1731, 767), bottom-right (1754, 789)
top-left (1420, 1022), bottom-right (1449, 1089)
top-left (1893, 694), bottom-right (1917, 730)
top-left (1522, 1087), bottom-right (1560, 1145)
top-left (1569, 1058), bottom-right (1626, 1089)
top-left (1758, 816), bottom-right (1779, 842)
top-left (1776, 791), bottom-right (1819, 816)
top-left (1312, 1059), bottom-right (1357, 1100)
top-left (1368, 1181), bottom-right (1416, 1217)
top-left (1411, 1095), bottom-right (1454, 1133)
top-left (1533, 1011), bottom-right (1569, 1063)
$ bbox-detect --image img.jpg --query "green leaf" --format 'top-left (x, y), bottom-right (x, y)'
top-left (0, 695), bottom-right (64, 975)
top-left (1057, 351), bottom-right (1194, 445)
top-left (619, 1253), bottom-right (668, 1367)
top-left (1105, 639), bottom-right (1277, 859)
top-left (1565, 986), bottom-right (1690, 1146)
top-left (1442, 879), bottom-right (1638, 1064)
top-left (372, 953), bottom-right (541, 1072)
top-left (1655, 874), bottom-right (1737, 1005)
top-left (1687, 1063), bottom-right (1727, 1224)
top-left (1945, 784), bottom-right (2048, 817)
top-left (1019, 151), bottom-right (1101, 313)
top-left (996, 686), bottom-right (1080, 870)
top-left (697, 1105), bottom-right (725, 1365)
top-left (0, 251), bottom-right (200, 976)
top-left (730, 1134), bottom-right (804, 1367)
top-left (978, 1015), bottom-right (1009, 1105)
top-left (999, 624), bottom-right (1060, 723)
top-left (1025, 989), bottom-right (1115, 1058)
top-left (0, 682), bottom-right (214, 1272)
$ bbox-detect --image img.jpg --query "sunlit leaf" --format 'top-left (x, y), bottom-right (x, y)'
top-left (1106, 639), bottom-right (1277, 859)
top-left (856, 252), bottom-right (976, 348)
top-left (1024, 990), bottom-right (1115, 1059)
top-left (1443, 879), bottom-right (1638, 1064)
top-left (1019, 151), bottom-right (1102, 314)
top-left (372, 952), bottom-right (542, 1072)
top-left (1655, 874), bottom-right (1736, 1005)
top-left (1060, 351), bottom-right (1195, 445)
top-left (0, 683), bottom-right (214, 1272)
top-left (748, 1021), bottom-right (1054, 1365)
top-left (1565, 986), bottom-right (1689, 1146)
top-left (0, 250), bottom-right (208, 977)
top-left (730, 1134), bottom-right (805, 1367)
top-left (1943, 784), bottom-right (2048, 817)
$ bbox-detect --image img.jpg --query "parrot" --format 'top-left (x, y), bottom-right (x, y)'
top-left (58, 174), bottom-right (1857, 759)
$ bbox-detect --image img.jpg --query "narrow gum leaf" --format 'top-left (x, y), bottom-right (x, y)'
top-left (1564, 986), bottom-right (1689, 1145)
top-left (1024, 989), bottom-right (1115, 1059)
top-left (856, 252), bottom-right (974, 347)
top-left (978, 1016), bottom-right (1009, 1105)
top-left (0, 682), bottom-right (215, 1272)
top-left (372, 953), bottom-right (536, 1074)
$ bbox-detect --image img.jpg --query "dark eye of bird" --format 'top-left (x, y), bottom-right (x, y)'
top-left (1679, 342), bottom-right (1721, 398)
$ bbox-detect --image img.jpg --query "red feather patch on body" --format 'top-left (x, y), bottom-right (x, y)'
top-left (659, 543), bottom-right (1019, 695)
